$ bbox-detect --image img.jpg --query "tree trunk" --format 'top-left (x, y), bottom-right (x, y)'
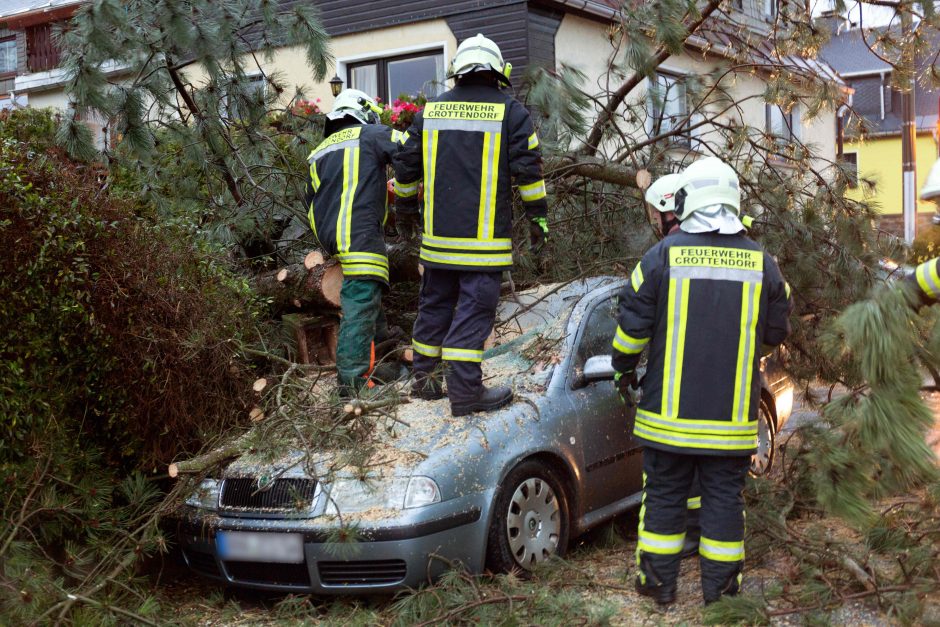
top-left (253, 260), bottom-right (343, 311)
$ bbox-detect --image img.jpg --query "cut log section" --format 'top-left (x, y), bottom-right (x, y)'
top-left (253, 260), bottom-right (343, 311)
top-left (304, 250), bottom-right (326, 270)
top-left (283, 314), bottom-right (340, 365)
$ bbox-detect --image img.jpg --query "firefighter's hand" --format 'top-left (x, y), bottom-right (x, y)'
top-left (614, 370), bottom-right (641, 406)
top-left (529, 217), bottom-right (548, 255)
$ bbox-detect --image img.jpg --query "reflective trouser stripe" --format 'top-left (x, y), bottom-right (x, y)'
top-left (423, 130), bottom-right (439, 235)
top-left (612, 326), bottom-right (649, 355)
top-left (631, 263), bottom-right (644, 291)
top-left (413, 340), bottom-right (442, 358)
top-left (687, 496), bottom-right (701, 510)
top-left (662, 277), bottom-right (690, 419)
top-left (784, 281), bottom-right (792, 299)
top-left (477, 131), bottom-right (500, 239)
top-left (638, 529), bottom-right (686, 554)
top-left (731, 281), bottom-right (762, 422)
top-left (699, 536), bottom-right (744, 562)
top-left (442, 347), bottom-right (483, 362)
top-left (336, 147), bottom-right (360, 253)
top-left (394, 179), bottom-right (418, 197)
top-left (916, 260), bottom-right (940, 298)
top-left (528, 132), bottom-right (539, 149)
top-left (519, 179), bottom-right (547, 202)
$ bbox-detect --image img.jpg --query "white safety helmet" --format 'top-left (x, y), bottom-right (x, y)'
top-left (645, 173), bottom-right (682, 214)
top-left (922, 159), bottom-right (940, 202)
top-left (674, 157), bottom-right (741, 221)
top-left (448, 33), bottom-right (512, 86)
top-left (325, 89), bottom-right (382, 134)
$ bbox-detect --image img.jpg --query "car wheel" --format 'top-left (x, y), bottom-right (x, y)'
top-left (750, 398), bottom-right (776, 476)
top-left (485, 460), bottom-right (569, 573)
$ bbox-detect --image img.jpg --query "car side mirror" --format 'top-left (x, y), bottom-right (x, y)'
top-left (580, 355), bottom-right (616, 386)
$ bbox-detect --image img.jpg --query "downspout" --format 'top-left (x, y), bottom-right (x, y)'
top-left (879, 70), bottom-right (887, 121)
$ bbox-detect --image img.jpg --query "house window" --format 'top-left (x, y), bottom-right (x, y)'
top-left (0, 37), bottom-right (16, 76)
top-left (766, 104), bottom-right (796, 141)
top-left (27, 23), bottom-right (62, 73)
top-left (649, 72), bottom-right (689, 143)
top-left (840, 152), bottom-right (858, 189)
top-left (347, 50), bottom-right (445, 102)
top-left (224, 74), bottom-right (266, 120)
top-left (764, 0), bottom-right (778, 19)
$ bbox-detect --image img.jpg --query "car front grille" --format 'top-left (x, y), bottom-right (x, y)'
top-left (224, 561), bottom-right (311, 586)
top-left (184, 549), bottom-right (221, 578)
top-left (219, 477), bottom-right (316, 511)
top-left (318, 559), bottom-right (407, 586)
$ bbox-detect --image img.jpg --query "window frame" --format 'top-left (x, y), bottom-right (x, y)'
top-left (839, 152), bottom-right (859, 189)
top-left (765, 104), bottom-right (796, 143)
top-left (0, 36), bottom-right (17, 80)
top-left (648, 71), bottom-right (691, 147)
top-left (346, 49), bottom-right (445, 103)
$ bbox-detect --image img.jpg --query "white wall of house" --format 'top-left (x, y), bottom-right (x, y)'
top-left (242, 18), bottom-right (458, 109)
top-left (554, 13), bottom-right (839, 168)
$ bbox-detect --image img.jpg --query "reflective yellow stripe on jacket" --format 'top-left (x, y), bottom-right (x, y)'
top-left (916, 259), bottom-right (940, 299)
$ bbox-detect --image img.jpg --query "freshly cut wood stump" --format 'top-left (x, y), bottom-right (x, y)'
top-left (304, 250), bottom-right (326, 270)
top-left (283, 314), bottom-right (340, 365)
top-left (253, 260), bottom-right (342, 311)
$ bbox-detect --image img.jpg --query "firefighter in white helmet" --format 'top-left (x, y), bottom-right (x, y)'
top-left (611, 156), bottom-right (792, 605)
top-left (393, 33), bottom-right (547, 415)
top-left (305, 89), bottom-right (410, 397)
top-left (645, 173), bottom-right (683, 239)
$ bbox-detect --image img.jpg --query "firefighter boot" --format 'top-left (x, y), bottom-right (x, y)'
top-left (635, 554), bottom-right (677, 606)
top-left (412, 373), bottom-right (445, 401)
top-left (450, 385), bottom-right (513, 417)
top-left (703, 568), bottom-right (741, 605)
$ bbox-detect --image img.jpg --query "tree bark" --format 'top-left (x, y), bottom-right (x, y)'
top-left (253, 260), bottom-right (343, 311)
top-left (545, 156), bottom-right (642, 189)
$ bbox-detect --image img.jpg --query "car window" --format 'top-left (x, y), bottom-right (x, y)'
top-left (575, 296), bottom-right (618, 369)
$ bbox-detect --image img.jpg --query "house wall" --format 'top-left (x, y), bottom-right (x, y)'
top-left (245, 18), bottom-right (459, 108)
top-left (554, 12), bottom-right (839, 166)
top-left (844, 133), bottom-right (940, 215)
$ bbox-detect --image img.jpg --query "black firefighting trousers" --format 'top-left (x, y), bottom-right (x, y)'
top-left (411, 268), bottom-right (501, 405)
top-left (637, 447), bottom-right (749, 602)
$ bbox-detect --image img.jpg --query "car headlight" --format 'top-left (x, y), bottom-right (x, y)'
top-left (323, 476), bottom-right (441, 515)
top-left (184, 478), bottom-right (220, 510)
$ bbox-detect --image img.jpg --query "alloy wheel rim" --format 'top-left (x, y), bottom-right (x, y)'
top-left (505, 477), bottom-right (560, 568)
top-left (751, 412), bottom-right (772, 474)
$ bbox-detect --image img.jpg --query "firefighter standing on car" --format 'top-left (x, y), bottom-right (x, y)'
top-left (393, 33), bottom-right (548, 416)
top-left (611, 157), bottom-right (791, 605)
top-left (305, 89), bottom-right (409, 396)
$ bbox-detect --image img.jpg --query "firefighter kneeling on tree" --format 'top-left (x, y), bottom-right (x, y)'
top-left (612, 157), bottom-right (792, 605)
top-left (305, 89), bottom-right (409, 397)
top-left (393, 33), bottom-right (548, 416)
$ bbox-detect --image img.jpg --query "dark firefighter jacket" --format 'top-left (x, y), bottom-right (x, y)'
top-left (392, 82), bottom-right (547, 272)
top-left (611, 231), bottom-right (791, 456)
top-left (305, 123), bottom-right (408, 284)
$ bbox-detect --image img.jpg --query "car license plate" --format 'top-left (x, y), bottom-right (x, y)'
top-left (216, 531), bottom-right (304, 563)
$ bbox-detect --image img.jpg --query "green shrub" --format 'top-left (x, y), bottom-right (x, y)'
top-left (0, 107), bottom-right (261, 468)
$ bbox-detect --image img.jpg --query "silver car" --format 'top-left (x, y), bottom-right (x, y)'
top-left (177, 276), bottom-right (793, 593)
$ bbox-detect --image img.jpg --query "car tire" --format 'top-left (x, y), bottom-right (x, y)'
top-left (485, 460), bottom-right (570, 573)
top-left (750, 397), bottom-right (776, 476)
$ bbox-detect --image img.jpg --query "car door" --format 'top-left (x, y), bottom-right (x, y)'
top-left (565, 292), bottom-right (643, 511)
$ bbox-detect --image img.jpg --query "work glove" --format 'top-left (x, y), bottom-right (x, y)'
top-left (614, 370), bottom-right (641, 406)
top-left (529, 217), bottom-right (548, 255)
